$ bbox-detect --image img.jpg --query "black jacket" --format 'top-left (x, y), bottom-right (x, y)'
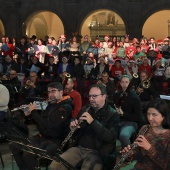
top-left (31, 96), bottom-right (73, 142)
top-left (113, 90), bottom-right (144, 126)
top-left (75, 103), bottom-right (120, 170)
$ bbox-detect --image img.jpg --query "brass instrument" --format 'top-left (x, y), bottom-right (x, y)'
top-left (137, 74), bottom-right (152, 91)
top-left (133, 73), bottom-right (138, 79)
top-left (62, 73), bottom-right (71, 89)
top-left (113, 125), bottom-right (150, 170)
top-left (141, 79), bottom-right (150, 89)
top-left (24, 80), bottom-right (32, 89)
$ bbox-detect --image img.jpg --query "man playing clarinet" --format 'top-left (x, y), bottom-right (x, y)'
top-left (50, 84), bottom-right (120, 170)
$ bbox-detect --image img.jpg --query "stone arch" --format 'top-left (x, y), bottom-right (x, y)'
top-left (0, 20), bottom-right (5, 39)
top-left (22, 11), bottom-right (64, 40)
top-left (79, 9), bottom-right (126, 41)
top-left (142, 9), bottom-right (170, 40)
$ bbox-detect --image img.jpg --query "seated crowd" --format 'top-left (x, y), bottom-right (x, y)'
top-left (0, 34), bottom-right (170, 170)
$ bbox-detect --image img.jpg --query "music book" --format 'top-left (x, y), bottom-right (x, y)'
top-left (160, 95), bottom-right (170, 100)
top-left (1, 44), bottom-right (9, 52)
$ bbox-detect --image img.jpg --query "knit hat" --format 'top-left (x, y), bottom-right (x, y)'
top-left (86, 57), bottom-right (94, 62)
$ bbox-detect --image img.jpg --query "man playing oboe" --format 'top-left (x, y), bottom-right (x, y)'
top-left (50, 84), bottom-right (120, 170)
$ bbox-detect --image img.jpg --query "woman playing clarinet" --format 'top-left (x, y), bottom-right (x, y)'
top-left (120, 98), bottom-right (170, 170)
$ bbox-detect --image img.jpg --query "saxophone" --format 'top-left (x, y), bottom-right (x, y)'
top-left (113, 125), bottom-right (150, 170)
top-left (60, 106), bottom-right (91, 151)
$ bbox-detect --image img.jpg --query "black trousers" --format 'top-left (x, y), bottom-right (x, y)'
top-left (10, 134), bottom-right (61, 170)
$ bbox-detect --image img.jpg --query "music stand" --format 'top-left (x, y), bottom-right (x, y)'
top-left (0, 122), bottom-right (76, 170)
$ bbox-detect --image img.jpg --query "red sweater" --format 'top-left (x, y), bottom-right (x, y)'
top-left (65, 90), bottom-right (82, 118)
top-left (110, 65), bottom-right (124, 77)
top-left (138, 64), bottom-right (152, 76)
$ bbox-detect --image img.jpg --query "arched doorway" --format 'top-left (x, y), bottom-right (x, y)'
top-left (23, 11), bottom-right (64, 40)
top-left (142, 10), bottom-right (170, 41)
top-left (0, 20), bottom-right (5, 40)
top-left (80, 10), bottom-right (126, 42)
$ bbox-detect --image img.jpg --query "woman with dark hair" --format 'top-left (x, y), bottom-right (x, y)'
top-left (120, 98), bottom-right (170, 170)
top-left (4, 37), bottom-right (15, 58)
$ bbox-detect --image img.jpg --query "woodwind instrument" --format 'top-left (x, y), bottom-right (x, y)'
top-left (60, 106), bottom-right (91, 151)
top-left (113, 125), bottom-right (150, 170)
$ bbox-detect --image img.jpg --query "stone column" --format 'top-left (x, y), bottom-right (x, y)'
top-left (168, 20), bottom-right (170, 37)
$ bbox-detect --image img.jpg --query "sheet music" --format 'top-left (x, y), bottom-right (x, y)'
top-left (160, 95), bottom-right (170, 100)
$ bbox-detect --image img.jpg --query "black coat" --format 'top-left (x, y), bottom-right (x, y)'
top-left (31, 96), bottom-right (73, 141)
top-left (74, 103), bottom-right (120, 170)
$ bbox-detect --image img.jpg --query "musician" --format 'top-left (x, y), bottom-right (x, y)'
top-left (50, 84), bottom-right (120, 170)
top-left (0, 83), bottom-right (9, 121)
top-left (9, 69), bottom-right (21, 90)
top-left (96, 71), bottom-right (115, 104)
top-left (136, 70), bottom-right (159, 112)
top-left (2, 56), bottom-right (19, 76)
top-left (120, 98), bottom-right (170, 170)
top-left (152, 59), bottom-right (165, 93)
top-left (43, 56), bottom-right (60, 82)
top-left (113, 75), bottom-right (144, 148)
top-left (21, 71), bottom-right (42, 102)
top-left (64, 78), bottom-right (82, 118)
top-left (10, 82), bottom-right (73, 170)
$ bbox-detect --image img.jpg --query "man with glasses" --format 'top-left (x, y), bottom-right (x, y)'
top-left (50, 84), bottom-right (120, 170)
top-left (10, 82), bottom-right (73, 170)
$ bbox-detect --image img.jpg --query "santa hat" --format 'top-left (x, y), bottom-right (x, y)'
top-left (164, 38), bottom-right (169, 42)
top-left (154, 58), bottom-right (161, 65)
top-left (104, 35), bottom-right (110, 39)
top-left (157, 39), bottom-right (163, 44)
top-left (60, 34), bottom-right (66, 39)
top-left (129, 58), bottom-right (135, 63)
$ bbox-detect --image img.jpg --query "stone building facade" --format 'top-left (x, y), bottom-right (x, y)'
top-left (0, 0), bottom-right (170, 40)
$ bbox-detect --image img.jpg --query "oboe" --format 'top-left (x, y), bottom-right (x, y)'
top-left (113, 125), bottom-right (150, 170)
top-left (60, 106), bottom-right (91, 151)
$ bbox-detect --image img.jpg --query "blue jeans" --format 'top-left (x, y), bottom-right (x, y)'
top-left (119, 121), bottom-right (138, 148)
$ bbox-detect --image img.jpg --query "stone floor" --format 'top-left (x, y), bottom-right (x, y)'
top-left (0, 124), bottom-right (135, 170)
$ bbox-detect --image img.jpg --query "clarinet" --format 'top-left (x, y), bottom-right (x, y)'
top-left (60, 106), bottom-right (91, 151)
top-left (113, 125), bottom-right (150, 170)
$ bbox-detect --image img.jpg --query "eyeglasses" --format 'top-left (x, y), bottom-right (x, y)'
top-left (47, 89), bottom-right (60, 94)
top-left (88, 94), bottom-right (103, 99)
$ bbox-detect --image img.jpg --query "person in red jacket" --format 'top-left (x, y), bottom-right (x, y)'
top-left (138, 57), bottom-right (152, 76)
top-left (64, 77), bottom-right (82, 118)
top-left (110, 59), bottom-right (124, 85)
